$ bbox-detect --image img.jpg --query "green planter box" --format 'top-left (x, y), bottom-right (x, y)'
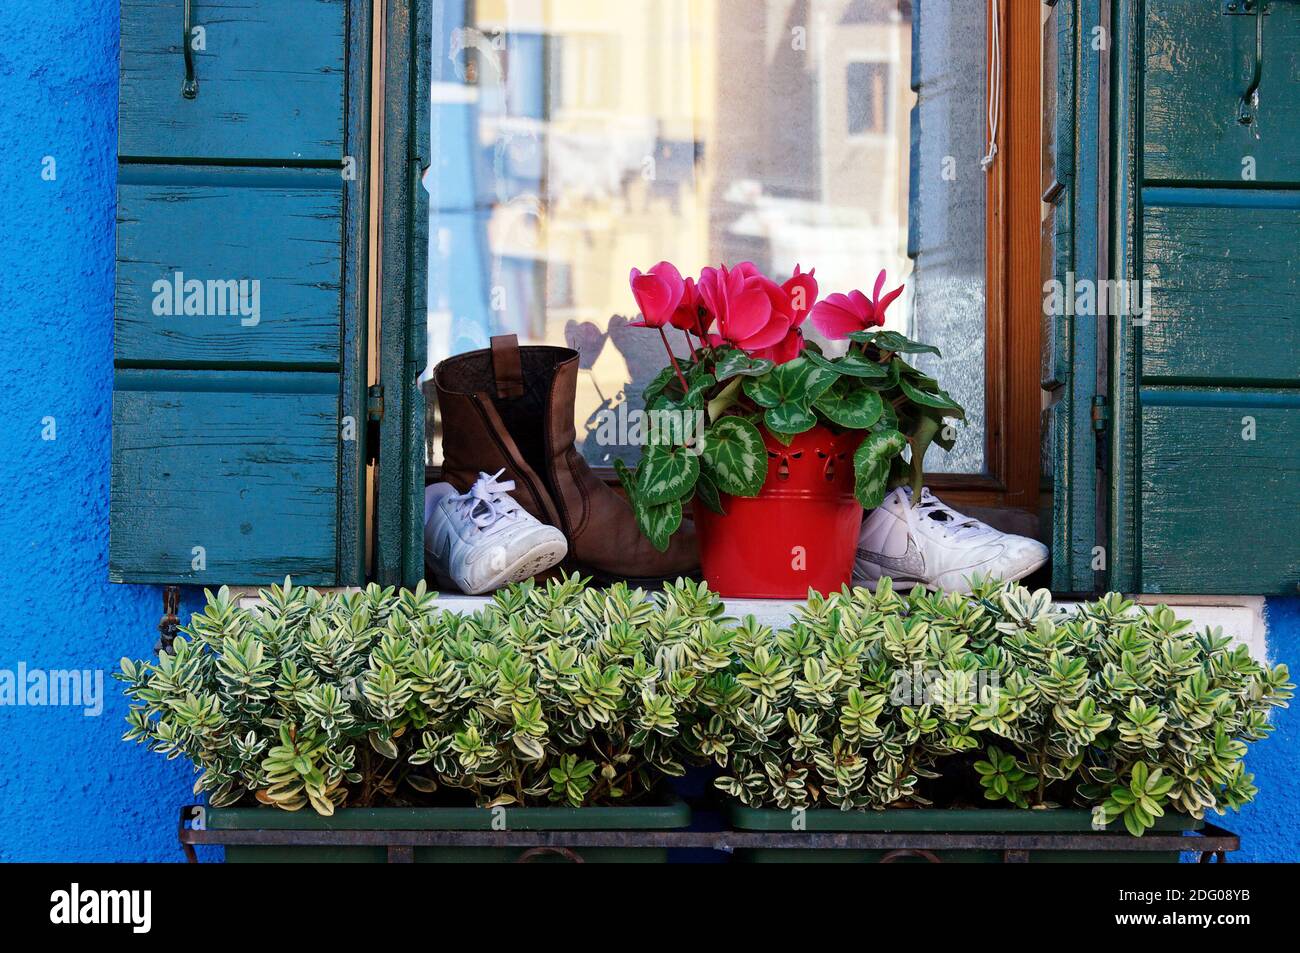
top-left (209, 799), bottom-right (690, 863)
top-left (726, 804), bottom-right (1204, 863)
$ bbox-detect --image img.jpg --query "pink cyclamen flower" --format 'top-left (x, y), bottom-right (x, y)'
top-left (629, 261), bottom-right (686, 328)
top-left (751, 328), bottom-right (806, 365)
top-left (810, 269), bottom-right (904, 339)
top-left (668, 276), bottom-right (711, 337)
top-left (751, 265), bottom-right (816, 361)
top-left (781, 264), bottom-right (818, 327)
top-left (697, 263), bottom-right (790, 352)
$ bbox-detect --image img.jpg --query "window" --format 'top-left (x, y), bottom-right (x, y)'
top-left (846, 61), bottom-right (890, 136)
top-left (411, 0), bottom-right (1037, 577)
top-left (420, 0), bottom-right (1040, 521)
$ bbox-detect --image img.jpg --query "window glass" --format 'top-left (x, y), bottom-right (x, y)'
top-left (425, 0), bottom-right (986, 473)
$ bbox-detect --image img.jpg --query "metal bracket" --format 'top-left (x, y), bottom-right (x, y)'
top-left (156, 585), bottom-right (181, 655)
top-left (1222, 1), bottom-right (1270, 13)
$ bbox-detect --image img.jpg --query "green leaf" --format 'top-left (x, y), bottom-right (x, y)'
top-left (713, 348), bottom-right (774, 382)
top-left (875, 399), bottom-right (899, 432)
top-left (806, 348), bottom-right (889, 380)
top-left (899, 376), bottom-right (965, 419)
top-left (701, 416), bottom-right (767, 497)
top-left (814, 381), bottom-right (884, 429)
top-left (849, 329), bottom-right (943, 357)
top-left (642, 366), bottom-right (676, 404)
top-left (742, 357), bottom-right (835, 409)
top-left (368, 731), bottom-right (398, 760)
top-left (932, 413), bottom-right (958, 452)
top-left (634, 497), bottom-right (683, 553)
top-left (765, 427), bottom-right (796, 446)
top-left (853, 429), bottom-right (907, 508)
top-left (637, 442), bottom-right (700, 505)
top-left (614, 458), bottom-right (639, 503)
top-left (695, 469), bottom-right (726, 515)
top-left (765, 403), bottom-right (818, 436)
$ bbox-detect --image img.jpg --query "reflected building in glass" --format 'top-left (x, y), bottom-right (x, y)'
top-left (426, 0), bottom-right (982, 473)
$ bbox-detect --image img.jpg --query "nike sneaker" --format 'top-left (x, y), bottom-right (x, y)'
top-left (424, 469), bottom-right (568, 595)
top-left (853, 487), bottom-right (1048, 594)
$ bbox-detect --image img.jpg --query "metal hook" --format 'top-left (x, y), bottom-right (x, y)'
top-left (1224, 0), bottom-right (1274, 124)
top-left (1240, 0), bottom-right (1264, 124)
top-left (182, 0), bottom-right (198, 99)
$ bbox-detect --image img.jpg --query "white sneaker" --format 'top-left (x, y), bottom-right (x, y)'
top-left (853, 487), bottom-right (1048, 594)
top-left (423, 470), bottom-right (568, 595)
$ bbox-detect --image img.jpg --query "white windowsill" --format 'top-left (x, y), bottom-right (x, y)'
top-left (230, 589), bottom-right (1269, 662)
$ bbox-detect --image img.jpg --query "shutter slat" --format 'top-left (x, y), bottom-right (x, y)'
top-left (110, 370), bottom-right (339, 584)
top-left (116, 169), bottom-right (343, 368)
top-left (119, 0), bottom-right (347, 162)
top-left (1143, 0), bottom-right (1300, 184)
top-left (1140, 395), bottom-right (1300, 594)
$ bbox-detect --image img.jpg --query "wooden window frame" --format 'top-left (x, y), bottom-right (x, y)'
top-left (929, 0), bottom-right (1042, 522)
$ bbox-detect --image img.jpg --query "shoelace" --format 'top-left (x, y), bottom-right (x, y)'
top-left (903, 487), bottom-right (994, 544)
top-left (452, 469), bottom-right (519, 529)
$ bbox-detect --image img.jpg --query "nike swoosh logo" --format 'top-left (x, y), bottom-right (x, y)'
top-left (856, 539), bottom-right (926, 579)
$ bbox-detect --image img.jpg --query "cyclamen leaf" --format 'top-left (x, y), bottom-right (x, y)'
top-left (806, 348), bottom-right (889, 380)
top-left (695, 469), bottom-right (726, 515)
top-left (764, 403), bottom-right (818, 436)
top-left (849, 329), bottom-right (943, 357)
top-left (765, 426), bottom-right (796, 447)
top-left (742, 357), bottom-right (834, 409)
top-left (637, 442), bottom-right (700, 506)
top-left (701, 416), bottom-right (767, 497)
top-left (634, 497), bottom-right (682, 553)
top-left (713, 348), bottom-right (774, 382)
top-left (853, 429), bottom-right (907, 508)
top-left (614, 458), bottom-right (641, 507)
top-left (814, 381), bottom-right (884, 429)
top-left (899, 376), bottom-right (965, 419)
top-left (642, 366), bottom-right (676, 404)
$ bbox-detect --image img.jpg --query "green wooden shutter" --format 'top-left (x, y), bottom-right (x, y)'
top-left (1046, 0), bottom-right (1109, 594)
top-left (374, 0), bottom-right (429, 588)
top-left (1104, 0), bottom-right (1300, 594)
top-left (111, 0), bottom-right (369, 585)
top-left (1054, 0), bottom-right (1300, 595)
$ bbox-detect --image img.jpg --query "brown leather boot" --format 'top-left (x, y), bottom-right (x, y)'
top-left (435, 335), bottom-right (698, 583)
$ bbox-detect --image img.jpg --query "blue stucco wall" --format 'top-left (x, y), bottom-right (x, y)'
top-left (1229, 598), bottom-right (1300, 862)
top-left (0, 1), bottom-right (212, 862)
top-left (0, 4), bottom-right (1295, 862)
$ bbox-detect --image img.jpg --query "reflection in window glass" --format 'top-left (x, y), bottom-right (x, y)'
top-left (846, 61), bottom-right (890, 136)
top-left (425, 0), bottom-right (985, 473)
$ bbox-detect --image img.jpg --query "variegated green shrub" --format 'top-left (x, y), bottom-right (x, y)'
top-left (687, 577), bottom-right (1291, 835)
top-left (118, 575), bottom-right (1288, 833)
top-left (117, 574), bottom-right (732, 814)
top-left (963, 581), bottom-right (1292, 835)
top-left (686, 579), bottom-right (993, 810)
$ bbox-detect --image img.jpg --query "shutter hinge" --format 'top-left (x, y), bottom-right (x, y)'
top-left (1090, 394), bottom-right (1109, 431)
top-left (367, 384), bottom-right (385, 421)
top-left (365, 385), bottom-right (384, 464)
top-left (1091, 394), bottom-right (1110, 472)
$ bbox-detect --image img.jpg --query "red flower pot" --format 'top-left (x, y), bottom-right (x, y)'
top-left (695, 425), bottom-right (865, 598)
